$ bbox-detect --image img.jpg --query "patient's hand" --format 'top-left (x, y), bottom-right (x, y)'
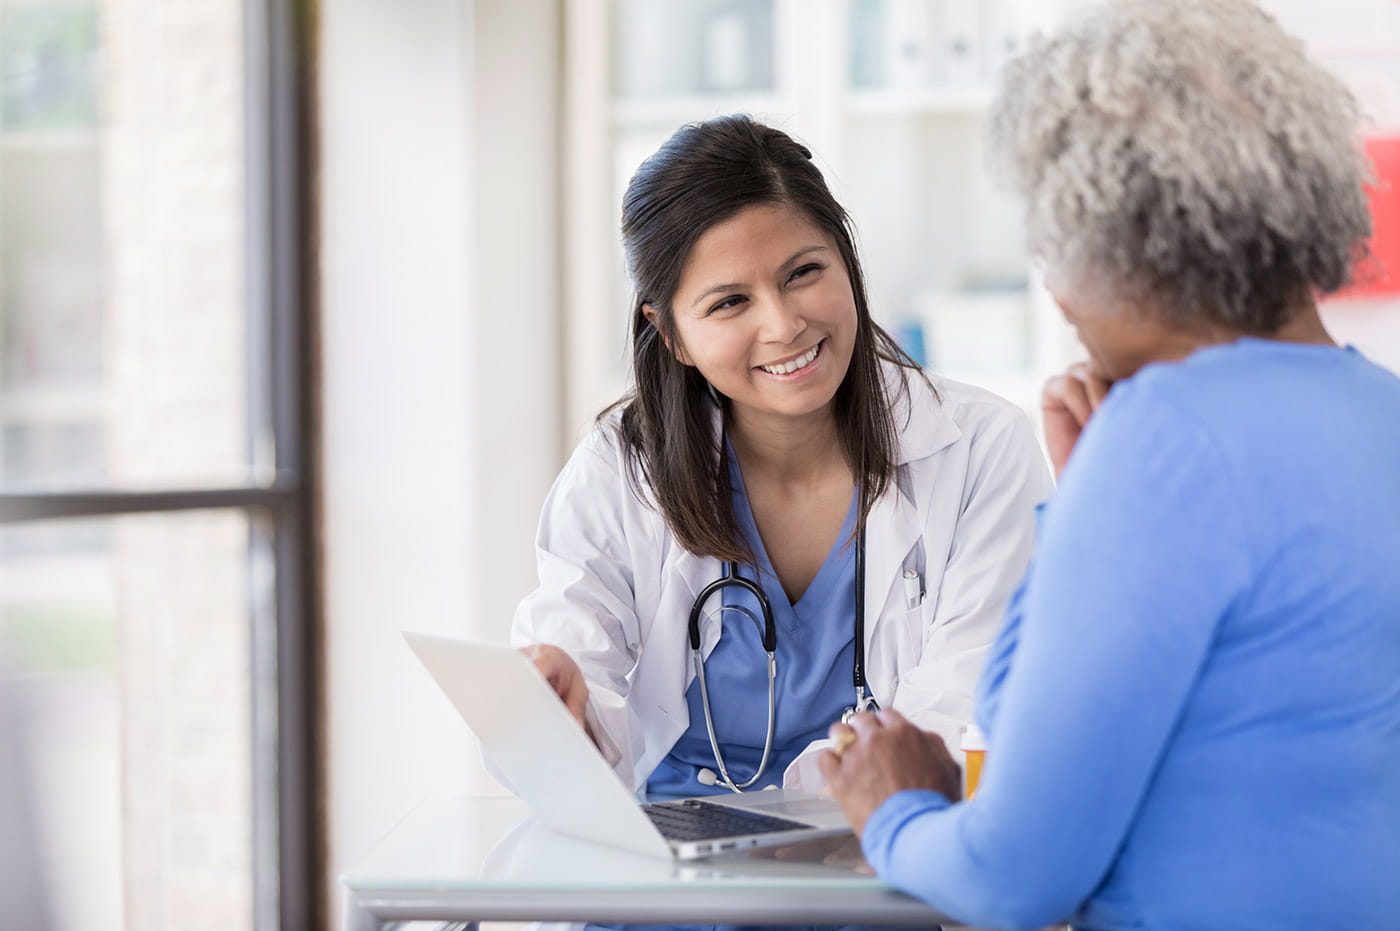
top-left (520, 644), bottom-right (597, 746)
top-left (818, 709), bottom-right (961, 837)
top-left (1042, 361), bottom-right (1111, 479)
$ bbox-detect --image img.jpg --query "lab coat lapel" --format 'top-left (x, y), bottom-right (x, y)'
top-left (687, 400), bottom-right (729, 659)
top-left (676, 550), bottom-right (725, 659)
top-left (861, 481), bottom-right (923, 655)
top-left (862, 370), bottom-right (962, 679)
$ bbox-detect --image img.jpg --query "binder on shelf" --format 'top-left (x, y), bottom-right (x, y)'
top-left (1336, 135), bottom-right (1400, 299)
top-left (937, 0), bottom-right (983, 87)
top-left (701, 10), bottom-right (752, 93)
top-left (884, 0), bottom-right (934, 89)
top-left (981, 0), bottom-right (1029, 83)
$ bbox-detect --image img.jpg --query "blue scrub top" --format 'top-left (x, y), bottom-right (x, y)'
top-left (647, 448), bottom-right (860, 797)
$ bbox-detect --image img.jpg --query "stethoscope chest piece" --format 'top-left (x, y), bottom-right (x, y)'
top-left (841, 687), bottom-right (880, 725)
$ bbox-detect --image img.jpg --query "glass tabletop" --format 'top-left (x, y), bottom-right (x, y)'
top-left (344, 794), bottom-right (897, 893)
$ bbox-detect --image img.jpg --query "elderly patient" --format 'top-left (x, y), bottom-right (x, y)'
top-left (821, 1), bottom-right (1400, 929)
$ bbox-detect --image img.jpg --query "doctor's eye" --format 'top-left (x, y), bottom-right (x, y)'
top-left (787, 262), bottom-right (824, 284)
top-left (706, 294), bottom-right (747, 316)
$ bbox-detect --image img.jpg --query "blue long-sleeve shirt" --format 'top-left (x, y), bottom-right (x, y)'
top-left (861, 339), bottom-right (1400, 930)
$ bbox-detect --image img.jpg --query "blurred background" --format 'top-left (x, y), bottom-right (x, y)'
top-left (0, 1), bottom-right (1396, 929)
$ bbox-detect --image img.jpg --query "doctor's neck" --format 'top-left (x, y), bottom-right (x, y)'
top-left (726, 404), bottom-right (849, 486)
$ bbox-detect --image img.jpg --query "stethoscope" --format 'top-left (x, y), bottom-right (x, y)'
top-left (686, 527), bottom-right (879, 793)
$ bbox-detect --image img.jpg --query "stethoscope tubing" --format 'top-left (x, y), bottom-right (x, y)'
top-left (849, 526), bottom-right (875, 719)
top-left (688, 564), bottom-right (777, 792)
top-left (692, 634), bottom-right (776, 792)
top-left (686, 529), bottom-right (874, 792)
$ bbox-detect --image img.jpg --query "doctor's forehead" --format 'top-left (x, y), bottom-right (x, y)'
top-left (677, 206), bottom-right (832, 290)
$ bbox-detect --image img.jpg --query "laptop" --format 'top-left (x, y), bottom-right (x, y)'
top-left (404, 632), bottom-right (853, 860)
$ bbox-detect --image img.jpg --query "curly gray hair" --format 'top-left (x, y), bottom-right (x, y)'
top-left (988, 0), bottom-right (1373, 331)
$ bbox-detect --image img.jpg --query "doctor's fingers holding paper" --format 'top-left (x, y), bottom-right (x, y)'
top-left (519, 644), bottom-right (589, 729)
top-left (513, 114), bottom-right (1050, 799)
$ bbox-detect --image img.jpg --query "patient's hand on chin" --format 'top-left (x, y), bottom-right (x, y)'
top-left (748, 835), bottom-right (871, 873)
top-left (1042, 361), bottom-right (1112, 478)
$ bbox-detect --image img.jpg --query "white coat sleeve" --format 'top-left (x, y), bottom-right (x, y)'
top-left (891, 406), bottom-right (1052, 753)
top-left (504, 430), bottom-right (653, 791)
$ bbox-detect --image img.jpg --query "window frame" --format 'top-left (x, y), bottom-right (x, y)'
top-left (0, 0), bottom-right (321, 927)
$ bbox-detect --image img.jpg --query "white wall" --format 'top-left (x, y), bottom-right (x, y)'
top-left (319, 0), bottom-right (561, 924)
top-left (471, 0), bottom-right (565, 637)
top-left (320, 0), bottom-right (475, 922)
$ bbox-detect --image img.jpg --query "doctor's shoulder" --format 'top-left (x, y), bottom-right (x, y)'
top-left (918, 374), bottom-right (1033, 444)
top-left (919, 373), bottom-right (1052, 489)
top-left (549, 408), bottom-right (668, 525)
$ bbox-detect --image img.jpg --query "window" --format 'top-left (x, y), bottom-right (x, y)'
top-left (0, 1), bottom-right (316, 928)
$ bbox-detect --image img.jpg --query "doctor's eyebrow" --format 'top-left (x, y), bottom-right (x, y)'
top-left (688, 245), bottom-right (831, 309)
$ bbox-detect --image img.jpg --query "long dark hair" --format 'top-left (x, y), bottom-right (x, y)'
top-left (604, 115), bottom-right (922, 564)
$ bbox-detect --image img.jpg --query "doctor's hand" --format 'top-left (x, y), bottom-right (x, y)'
top-left (520, 644), bottom-right (598, 747)
top-left (818, 709), bottom-right (961, 837)
top-left (1042, 361), bottom-right (1111, 479)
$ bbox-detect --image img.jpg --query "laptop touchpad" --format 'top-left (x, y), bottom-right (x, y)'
top-left (742, 798), bottom-right (840, 818)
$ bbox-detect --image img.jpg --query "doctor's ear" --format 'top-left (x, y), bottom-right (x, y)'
top-left (642, 302), bottom-right (693, 366)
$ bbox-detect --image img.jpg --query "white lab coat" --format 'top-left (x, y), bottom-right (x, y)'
top-left (512, 366), bottom-right (1051, 795)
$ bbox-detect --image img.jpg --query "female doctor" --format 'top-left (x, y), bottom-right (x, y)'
top-left (517, 115), bottom-right (1050, 798)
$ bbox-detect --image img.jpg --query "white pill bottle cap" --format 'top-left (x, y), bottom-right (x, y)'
top-left (960, 722), bottom-right (986, 753)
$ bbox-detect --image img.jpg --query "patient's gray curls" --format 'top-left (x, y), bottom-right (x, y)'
top-left (986, 0), bottom-right (1372, 332)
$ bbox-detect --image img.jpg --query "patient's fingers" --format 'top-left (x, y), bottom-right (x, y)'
top-left (1044, 372), bottom-right (1094, 428)
top-left (1073, 361), bottom-right (1112, 409)
top-left (827, 721), bottom-right (857, 759)
top-left (1042, 367), bottom-right (1103, 478)
top-left (847, 710), bottom-right (885, 735)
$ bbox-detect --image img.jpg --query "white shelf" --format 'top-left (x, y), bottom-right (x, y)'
top-left (935, 367), bottom-right (1044, 407)
top-left (0, 128), bottom-right (99, 152)
top-left (615, 87), bottom-right (998, 127)
top-left (843, 86), bottom-right (996, 117)
top-left (610, 92), bottom-right (790, 127)
top-left (0, 385), bottom-right (104, 422)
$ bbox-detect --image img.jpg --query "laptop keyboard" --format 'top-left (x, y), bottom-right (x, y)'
top-left (642, 798), bottom-right (812, 842)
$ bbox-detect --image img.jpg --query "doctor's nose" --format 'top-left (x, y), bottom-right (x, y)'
top-left (756, 297), bottom-right (806, 346)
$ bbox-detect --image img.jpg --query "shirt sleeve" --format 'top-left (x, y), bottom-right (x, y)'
top-left (892, 401), bottom-right (1053, 750)
top-left (973, 503), bottom-right (1046, 733)
top-left (861, 385), bottom-right (1253, 930)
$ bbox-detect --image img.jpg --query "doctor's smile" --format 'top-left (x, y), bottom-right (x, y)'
top-left (659, 202), bottom-right (862, 427)
top-left (755, 337), bottom-right (824, 378)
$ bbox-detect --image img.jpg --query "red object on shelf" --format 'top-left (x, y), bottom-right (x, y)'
top-left (1336, 135), bottom-right (1400, 300)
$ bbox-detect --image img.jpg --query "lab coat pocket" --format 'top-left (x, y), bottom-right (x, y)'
top-left (895, 599), bottom-right (928, 669)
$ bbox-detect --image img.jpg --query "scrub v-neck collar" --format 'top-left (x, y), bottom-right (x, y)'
top-left (725, 443), bottom-right (860, 625)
